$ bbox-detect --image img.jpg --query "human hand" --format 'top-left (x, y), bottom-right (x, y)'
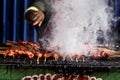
top-left (25, 10), bottom-right (45, 27)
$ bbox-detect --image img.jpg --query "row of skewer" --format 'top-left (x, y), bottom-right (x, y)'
top-left (2, 40), bottom-right (119, 64)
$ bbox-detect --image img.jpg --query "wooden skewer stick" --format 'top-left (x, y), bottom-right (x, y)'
top-left (99, 48), bottom-right (120, 55)
top-left (110, 54), bottom-right (120, 58)
top-left (44, 57), bottom-right (46, 63)
top-left (75, 58), bottom-right (78, 63)
top-left (37, 57), bottom-right (39, 64)
top-left (70, 57), bottom-right (73, 61)
top-left (6, 40), bottom-right (17, 44)
top-left (81, 56), bottom-right (85, 62)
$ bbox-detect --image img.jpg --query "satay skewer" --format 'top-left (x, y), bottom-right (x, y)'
top-left (80, 55), bottom-right (86, 62)
top-left (35, 52), bottom-right (42, 64)
top-left (109, 54), bottom-right (120, 57)
top-left (98, 48), bottom-right (120, 55)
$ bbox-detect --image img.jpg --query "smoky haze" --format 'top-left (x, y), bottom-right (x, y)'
top-left (47, 0), bottom-right (113, 55)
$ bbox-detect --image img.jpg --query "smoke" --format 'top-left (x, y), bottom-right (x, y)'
top-left (47, 0), bottom-right (113, 55)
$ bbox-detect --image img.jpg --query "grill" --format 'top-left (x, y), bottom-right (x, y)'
top-left (0, 55), bottom-right (120, 74)
top-left (0, 41), bottom-right (120, 74)
top-left (0, 55), bottom-right (120, 67)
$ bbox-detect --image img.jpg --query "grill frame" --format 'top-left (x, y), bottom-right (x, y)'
top-left (0, 54), bottom-right (120, 75)
top-left (0, 55), bottom-right (120, 68)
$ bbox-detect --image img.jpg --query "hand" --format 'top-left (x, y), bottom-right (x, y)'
top-left (25, 10), bottom-right (45, 27)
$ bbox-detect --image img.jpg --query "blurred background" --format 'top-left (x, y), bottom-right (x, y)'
top-left (0, 0), bottom-right (36, 44)
top-left (0, 0), bottom-right (120, 44)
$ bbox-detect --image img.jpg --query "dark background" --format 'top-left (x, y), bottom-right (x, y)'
top-left (0, 0), bottom-right (120, 44)
top-left (0, 0), bottom-right (36, 44)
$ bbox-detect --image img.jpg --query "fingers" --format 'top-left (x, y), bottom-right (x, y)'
top-left (38, 21), bottom-right (43, 26)
top-left (31, 11), bottom-right (45, 27)
top-left (32, 18), bottom-right (40, 26)
top-left (32, 12), bottom-right (40, 21)
top-left (25, 10), bottom-right (45, 27)
top-left (32, 16), bottom-right (44, 26)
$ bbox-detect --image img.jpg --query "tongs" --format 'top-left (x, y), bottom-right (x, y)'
top-left (35, 26), bottom-right (50, 51)
top-left (35, 10), bottom-right (52, 50)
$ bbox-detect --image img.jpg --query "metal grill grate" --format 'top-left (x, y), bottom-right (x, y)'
top-left (0, 55), bottom-right (120, 68)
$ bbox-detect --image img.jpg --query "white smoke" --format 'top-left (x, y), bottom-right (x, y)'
top-left (48, 0), bottom-right (113, 55)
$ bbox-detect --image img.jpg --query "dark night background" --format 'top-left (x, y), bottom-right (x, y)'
top-left (0, 0), bottom-right (36, 44)
top-left (0, 0), bottom-right (120, 44)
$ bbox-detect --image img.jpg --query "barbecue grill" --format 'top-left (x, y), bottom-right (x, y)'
top-left (0, 41), bottom-right (120, 74)
top-left (0, 55), bottom-right (120, 75)
top-left (0, 55), bottom-right (120, 67)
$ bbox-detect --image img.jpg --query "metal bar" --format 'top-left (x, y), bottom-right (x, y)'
top-left (13, 0), bottom-right (17, 41)
top-left (23, 0), bottom-right (28, 40)
top-left (3, 0), bottom-right (7, 43)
